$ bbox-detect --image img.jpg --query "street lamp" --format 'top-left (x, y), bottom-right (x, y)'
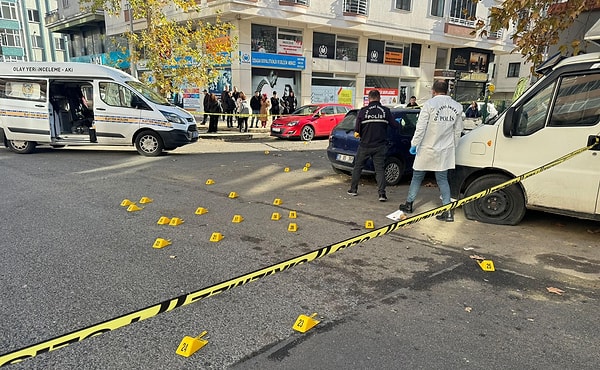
top-left (124, 2), bottom-right (137, 78)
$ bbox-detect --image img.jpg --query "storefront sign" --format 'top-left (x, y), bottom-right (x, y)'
top-left (252, 52), bottom-right (306, 70)
top-left (384, 51), bottom-right (403, 66)
top-left (277, 39), bottom-right (303, 56)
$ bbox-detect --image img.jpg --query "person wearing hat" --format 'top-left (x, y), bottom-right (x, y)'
top-left (201, 89), bottom-right (209, 125)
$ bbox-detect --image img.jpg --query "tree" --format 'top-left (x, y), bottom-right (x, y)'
top-left (474, 0), bottom-right (600, 70)
top-left (83, 0), bottom-right (237, 95)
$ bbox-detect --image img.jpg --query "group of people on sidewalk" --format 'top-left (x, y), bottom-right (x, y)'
top-left (348, 80), bottom-right (463, 222)
top-left (200, 87), bottom-right (297, 133)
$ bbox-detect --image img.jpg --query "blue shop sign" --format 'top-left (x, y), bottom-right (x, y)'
top-left (251, 52), bottom-right (305, 70)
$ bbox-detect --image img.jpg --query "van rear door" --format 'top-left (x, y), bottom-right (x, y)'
top-left (0, 77), bottom-right (50, 142)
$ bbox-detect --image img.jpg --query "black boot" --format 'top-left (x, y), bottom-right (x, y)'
top-left (399, 201), bottom-right (413, 213)
top-left (436, 211), bottom-right (454, 222)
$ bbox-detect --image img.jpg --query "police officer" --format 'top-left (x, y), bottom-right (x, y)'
top-left (347, 89), bottom-right (399, 202)
top-left (399, 80), bottom-right (463, 221)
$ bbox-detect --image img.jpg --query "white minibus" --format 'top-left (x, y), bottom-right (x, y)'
top-left (0, 62), bottom-right (198, 156)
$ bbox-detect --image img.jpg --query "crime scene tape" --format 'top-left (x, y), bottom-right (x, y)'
top-left (1, 137), bottom-right (597, 366)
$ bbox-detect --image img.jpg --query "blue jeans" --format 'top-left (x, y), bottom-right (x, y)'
top-left (350, 145), bottom-right (387, 195)
top-left (251, 109), bottom-right (260, 126)
top-left (406, 170), bottom-right (451, 205)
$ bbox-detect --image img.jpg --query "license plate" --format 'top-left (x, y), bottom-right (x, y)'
top-left (272, 128), bottom-right (281, 133)
top-left (336, 154), bottom-right (354, 164)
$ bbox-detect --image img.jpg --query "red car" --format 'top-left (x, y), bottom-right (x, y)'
top-left (270, 103), bottom-right (352, 141)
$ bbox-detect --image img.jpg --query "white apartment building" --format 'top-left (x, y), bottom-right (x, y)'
top-left (57, 1), bottom-right (525, 108)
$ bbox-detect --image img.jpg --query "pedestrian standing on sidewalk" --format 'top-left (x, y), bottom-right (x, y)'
top-left (206, 93), bottom-right (221, 133)
top-left (201, 89), bottom-right (210, 125)
top-left (347, 89), bottom-right (399, 202)
top-left (260, 93), bottom-right (270, 128)
top-left (250, 91), bottom-right (261, 128)
top-left (237, 92), bottom-right (250, 132)
top-left (398, 79), bottom-right (463, 222)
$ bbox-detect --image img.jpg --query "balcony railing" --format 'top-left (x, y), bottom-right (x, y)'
top-left (343, 0), bottom-right (368, 15)
top-left (448, 16), bottom-right (476, 28)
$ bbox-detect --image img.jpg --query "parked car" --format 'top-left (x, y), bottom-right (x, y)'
top-left (270, 103), bottom-right (352, 141)
top-left (327, 108), bottom-right (420, 186)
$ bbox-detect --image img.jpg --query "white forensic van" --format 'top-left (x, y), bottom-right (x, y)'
top-left (0, 62), bottom-right (198, 156)
top-left (452, 48), bottom-right (600, 225)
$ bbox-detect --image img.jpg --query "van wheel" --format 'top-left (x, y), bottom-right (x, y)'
top-left (463, 174), bottom-right (526, 225)
top-left (300, 125), bottom-right (315, 141)
top-left (384, 157), bottom-right (404, 186)
top-left (8, 140), bottom-right (36, 154)
top-left (135, 131), bottom-right (164, 157)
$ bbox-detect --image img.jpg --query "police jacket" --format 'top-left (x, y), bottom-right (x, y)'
top-left (411, 94), bottom-right (463, 171)
top-left (355, 101), bottom-right (398, 148)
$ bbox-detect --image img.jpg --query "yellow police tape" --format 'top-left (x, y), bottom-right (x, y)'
top-left (0, 138), bottom-right (597, 366)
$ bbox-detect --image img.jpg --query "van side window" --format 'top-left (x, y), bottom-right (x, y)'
top-left (99, 81), bottom-right (149, 110)
top-left (549, 73), bottom-right (600, 127)
top-left (0, 78), bottom-right (46, 102)
top-left (514, 82), bottom-right (555, 136)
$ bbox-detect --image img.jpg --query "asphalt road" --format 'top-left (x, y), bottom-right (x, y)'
top-left (0, 135), bottom-right (598, 369)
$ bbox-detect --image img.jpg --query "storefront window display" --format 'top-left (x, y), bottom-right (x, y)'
top-left (251, 68), bottom-right (300, 105)
top-left (313, 32), bottom-right (358, 61)
top-left (252, 25), bottom-right (303, 55)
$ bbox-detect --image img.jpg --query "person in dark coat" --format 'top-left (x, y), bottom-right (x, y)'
top-left (206, 93), bottom-right (221, 133)
top-left (249, 91), bottom-right (261, 128)
top-left (202, 89), bottom-right (210, 125)
top-left (270, 91), bottom-right (280, 119)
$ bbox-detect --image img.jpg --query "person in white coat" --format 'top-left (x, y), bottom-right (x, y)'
top-left (399, 80), bottom-right (463, 222)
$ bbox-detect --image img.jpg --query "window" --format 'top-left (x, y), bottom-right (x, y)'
top-left (336, 36), bottom-right (358, 61)
top-left (343, 0), bottom-right (368, 15)
top-left (0, 78), bottom-right (46, 102)
top-left (450, 0), bottom-right (477, 26)
top-left (277, 28), bottom-right (303, 56)
top-left (99, 82), bottom-right (139, 108)
top-left (32, 35), bottom-right (42, 48)
top-left (435, 48), bottom-right (448, 69)
top-left (1, 29), bottom-right (22, 47)
top-left (431, 0), bottom-right (444, 16)
top-left (0, 2), bottom-right (18, 20)
top-left (395, 0), bottom-right (411, 11)
top-left (251, 24), bottom-right (277, 53)
top-left (549, 74), bottom-right (600, 127)
top-left (514, 83), bottom-right (554, 136)
top-left (55, 37), bottom-right (65, 50)
top-left (507, 62), bottom-right (520, 78)
top-left (27, 9), bottom-right (40, 22)
top-left (280, 0), bottom-right (308, 4)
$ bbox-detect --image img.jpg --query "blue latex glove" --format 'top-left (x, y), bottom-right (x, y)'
top-left (409, 146), bottom-right (417, 155)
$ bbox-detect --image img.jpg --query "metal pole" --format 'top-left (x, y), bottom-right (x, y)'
top-left (125, 3), bottom-right (137, 78)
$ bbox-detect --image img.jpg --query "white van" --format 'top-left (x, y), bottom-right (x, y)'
top-left (452, 51), bottom-right (600, 225)
top-left (0, 62), bottom-right (198, 156)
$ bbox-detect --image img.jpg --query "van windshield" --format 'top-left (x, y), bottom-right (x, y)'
top-left (126, 81), bottom-right (170, 105)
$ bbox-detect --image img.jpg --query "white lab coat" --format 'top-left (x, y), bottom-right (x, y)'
top-left (411, 94), bottom-right (463, 171)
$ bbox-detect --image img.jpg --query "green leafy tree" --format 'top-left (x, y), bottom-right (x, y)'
top-left (474, 0), bottom-right (599, 69)
top-left (82, 0), bottom-right (237, 94)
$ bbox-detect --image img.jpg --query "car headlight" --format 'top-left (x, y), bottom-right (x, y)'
top-left (286, 121), bottom-right (299, 127)
top-left (161, 111), bottom-right (187, 126)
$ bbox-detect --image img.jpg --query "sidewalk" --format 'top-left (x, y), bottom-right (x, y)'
top-left (195, 119), bottom-right (271, 140)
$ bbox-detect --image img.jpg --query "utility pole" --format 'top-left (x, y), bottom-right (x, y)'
top-left (124, 2), bottom-right (137, 79)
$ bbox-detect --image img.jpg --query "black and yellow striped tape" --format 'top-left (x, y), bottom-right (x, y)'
top-left (1, 137), bottom-right (597, 366)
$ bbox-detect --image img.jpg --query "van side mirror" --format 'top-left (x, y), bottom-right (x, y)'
top-left (503, 107), bottom-right (515, 138)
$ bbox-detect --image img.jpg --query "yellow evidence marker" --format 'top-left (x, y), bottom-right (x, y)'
top-left (288, 223), bottom-right (298, 232)
top-left (195, 207), bottom-right (208, 215)
top-left (157, 216), bottom-right (171, 225)
top-left (120, 199), bottom-right (133, 207)
top-left (176, 331), bottom-right (208, 358)
top-left (293, 313), bottom-right (320, 333)
top-left (139, 197), bottom-right (153, 204)
top-left (205, 179), bottom-right (215, 185)
top-left (228, 192), bottom-right (239, 199)
top-left (152, 238), bottom-right (171, 249)
top-left (232, 215), bottom-right (244, 223)
top-left (478, 260), bottom-right (496, 272)
top-left (365, 220), bottom-right (374, 229)
top-left (273, 198), bottom-right (282, 205)
top-left (271, 212), bottom-right (281, 221)
top-left (210, 232), bottom-right (224, 242)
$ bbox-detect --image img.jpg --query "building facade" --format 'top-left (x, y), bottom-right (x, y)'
top-left (1, 0), bottom-right (67, 62)
top-left (51, 0), bottom-right (526, 108)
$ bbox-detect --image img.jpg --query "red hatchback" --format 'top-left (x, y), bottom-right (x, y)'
top-left (270, 103), bottom-right (352, 141)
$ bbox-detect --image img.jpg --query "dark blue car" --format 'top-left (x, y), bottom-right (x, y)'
top-left (327, 108), bottom-right (420, 185)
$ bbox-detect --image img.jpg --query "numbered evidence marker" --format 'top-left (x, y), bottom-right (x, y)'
top-left (176, 331), bottom-right (208, 358)
top-left (293, 313), bottom-right (320, 333)
top-left (478, 259), bottom-right (496, 272)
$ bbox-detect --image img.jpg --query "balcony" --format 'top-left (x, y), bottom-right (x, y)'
top-left (45, 10), bottom-right (105, 33)
top-left (444, 16), bottom-right (476, 38)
